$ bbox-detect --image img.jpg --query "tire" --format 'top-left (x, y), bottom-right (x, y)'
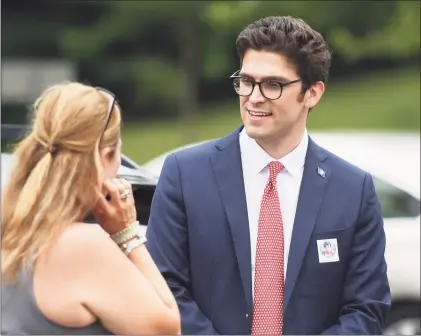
top-left (384, 303), bottom-right (421, 335)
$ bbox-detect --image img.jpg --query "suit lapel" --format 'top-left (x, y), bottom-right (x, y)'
top-left (210, 126), bottom-right (253, 314)
top-left (210, 130), bottom-right (330, 315)
top-left (284, 137), bottom-right (330, 311)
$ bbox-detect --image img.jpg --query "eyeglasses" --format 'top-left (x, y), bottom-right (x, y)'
top-left (96, 87), bottom-right (117, 139)
top-left (230, 70), bottom-right (302, 100)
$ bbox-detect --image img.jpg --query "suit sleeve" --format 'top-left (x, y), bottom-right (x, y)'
top-left (321, 173), bottom-right (391, 334)
top-left (146, 153), bottom-right (219, 335)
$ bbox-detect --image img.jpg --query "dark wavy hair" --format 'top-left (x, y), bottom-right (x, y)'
top-left (236, 16), bottom-right (332, 94)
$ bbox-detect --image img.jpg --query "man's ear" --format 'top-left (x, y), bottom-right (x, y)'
top-left (304, 81), bottom-right (325, 109)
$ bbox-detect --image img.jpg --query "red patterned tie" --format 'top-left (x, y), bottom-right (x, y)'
top-left (252, 161), bottom-right (285, 335)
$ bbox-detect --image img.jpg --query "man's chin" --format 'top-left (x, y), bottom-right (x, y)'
top-left (244, 124), bottom-right (269, 141)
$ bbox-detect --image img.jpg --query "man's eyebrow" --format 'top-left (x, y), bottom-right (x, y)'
top-left (238, 72), bottom-right (290, 82)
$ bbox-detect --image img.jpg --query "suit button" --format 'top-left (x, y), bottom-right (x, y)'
top-left (246, 314), bottom-right (249, 318)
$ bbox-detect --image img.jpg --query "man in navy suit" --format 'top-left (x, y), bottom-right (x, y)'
top-left (146, 16), bottom-right (390, 334)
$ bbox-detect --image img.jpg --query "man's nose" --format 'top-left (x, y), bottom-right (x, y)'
top-left (248, 84), bottom-right (266, 104)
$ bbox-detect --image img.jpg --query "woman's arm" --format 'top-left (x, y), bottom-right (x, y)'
top-left (74, 226), bottom-right (180, 335)
top-left (127, 243), bottom-right (179, 313)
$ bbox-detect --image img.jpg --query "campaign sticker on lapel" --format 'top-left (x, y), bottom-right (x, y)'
top-left (317, 238), bottom-right (339, 263)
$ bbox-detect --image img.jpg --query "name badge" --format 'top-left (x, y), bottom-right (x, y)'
top-left (317, 238), bottom-right (339, 263)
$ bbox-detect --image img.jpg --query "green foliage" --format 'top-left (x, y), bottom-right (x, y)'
top-left (329, 1), bottom-right (420, 62)
top-left (2, 1), bottom-right (420, 131)
top-left (56, 0), bottom-right (420, 104)
top-left (129, 56), bottom-right (183, 109)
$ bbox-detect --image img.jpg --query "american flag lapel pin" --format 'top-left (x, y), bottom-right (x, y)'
top-left (317, 167), bottom-right (326, 178)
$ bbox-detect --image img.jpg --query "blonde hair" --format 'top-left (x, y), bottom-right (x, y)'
top-left (1, 82), bottom-right (121, 283)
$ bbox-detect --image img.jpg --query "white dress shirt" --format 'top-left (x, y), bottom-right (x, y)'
top-left (239, 128), bottom-right (309, 298)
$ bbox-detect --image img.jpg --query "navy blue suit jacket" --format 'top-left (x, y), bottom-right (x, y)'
top-left (146, 127), bottom-right (391, 335)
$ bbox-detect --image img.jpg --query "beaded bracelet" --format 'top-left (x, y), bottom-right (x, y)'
top-left (110, 221), bottom-right (142, 245)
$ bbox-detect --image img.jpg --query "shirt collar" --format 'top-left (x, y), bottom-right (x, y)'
top-left (239, 128), bottom-right (309, 177)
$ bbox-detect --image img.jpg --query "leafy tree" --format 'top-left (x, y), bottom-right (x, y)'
top-left (2, 0), bottom-right (419, 139)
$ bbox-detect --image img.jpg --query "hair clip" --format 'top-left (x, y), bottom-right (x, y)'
top-left (48, 144), bottom-right (59, 155)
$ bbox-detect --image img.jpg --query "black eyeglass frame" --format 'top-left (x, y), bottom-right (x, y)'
top-left (96, 87), bottom-right (118, 139)
top-left (230, 70), bottom-right (302, 100)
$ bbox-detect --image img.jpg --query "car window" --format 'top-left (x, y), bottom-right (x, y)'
top-left (2, 140), bottom-right (16, 153)
top-left (373, 176), bottom-right (420, 218)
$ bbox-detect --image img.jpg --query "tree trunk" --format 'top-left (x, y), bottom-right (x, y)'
top-left (178, 20), bottom-right (201, 143)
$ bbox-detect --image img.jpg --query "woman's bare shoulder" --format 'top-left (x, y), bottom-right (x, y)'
top-left (48, 223), bottom-right (123, 270)
top-left (58, 223), bottom-right (111, 249)
top-left (60, 223), bottom-right (110, 244)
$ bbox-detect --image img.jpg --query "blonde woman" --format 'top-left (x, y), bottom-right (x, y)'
top-left (1, 83), bottom-right (181, 335)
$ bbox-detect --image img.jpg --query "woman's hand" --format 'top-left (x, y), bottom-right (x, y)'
top-left (91, 178), bottom-right (137, 235)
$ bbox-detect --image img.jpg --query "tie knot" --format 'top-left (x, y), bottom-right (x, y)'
top-left (268, 161), bottom-right (283, 182)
